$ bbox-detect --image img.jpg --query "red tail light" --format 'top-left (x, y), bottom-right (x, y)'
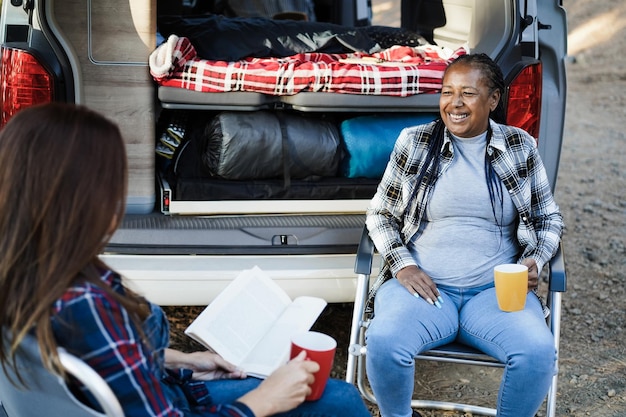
top-left (506, 62), bottom-right (542, 140)
top-left (0, 46), bottom-right (54, 128)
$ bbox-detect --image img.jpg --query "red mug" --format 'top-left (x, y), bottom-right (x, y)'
top-left (290, 331), bottom-right (337, 401)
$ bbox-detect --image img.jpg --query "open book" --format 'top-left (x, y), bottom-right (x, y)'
top-left (185, 266), bottom-right (327, 378)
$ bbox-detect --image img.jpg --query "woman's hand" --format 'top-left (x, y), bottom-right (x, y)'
top-left (396, 265), bottom-right (442, 308)
top-left (238, 350), bottom-right (318, 417)
top-left (164, 349), bottom-right (246, 381)
top-left (520, 258), bottom-right (539, 291)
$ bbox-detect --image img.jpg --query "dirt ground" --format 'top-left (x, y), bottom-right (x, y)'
top-left (165, 0), bottom-right (626, 415)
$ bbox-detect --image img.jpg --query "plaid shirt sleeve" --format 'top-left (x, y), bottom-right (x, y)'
top-left (523, 140), bottom-right (563, 272)
top-left (51, 272), bottom-right (254, 417)
top-left (490, 122), bottom-right (563, 274)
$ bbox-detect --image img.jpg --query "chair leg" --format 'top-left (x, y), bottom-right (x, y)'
top-left (346, 273), bottom-right (369, 385)
top-left (410, 400), bottom-right (496, 416)
top-left (545, 291), bottom-right (563, 417)
top-left (546, 373), bottom-right (559, 417)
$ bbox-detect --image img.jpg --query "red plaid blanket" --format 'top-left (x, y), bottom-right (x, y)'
top-left (150, 35), bottom-right (468, 97)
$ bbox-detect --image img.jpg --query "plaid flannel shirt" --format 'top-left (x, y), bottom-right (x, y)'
top-left (51, 269), bottom-right (254, 417)
top-left (365, 119), bottom-right (563, 310)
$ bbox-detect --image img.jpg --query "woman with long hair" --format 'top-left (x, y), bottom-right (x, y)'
top-left (0, 103), bottom-right (370, 417)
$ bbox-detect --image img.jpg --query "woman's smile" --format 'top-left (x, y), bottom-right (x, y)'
top-left (447, 113), bottom-right (469, 122)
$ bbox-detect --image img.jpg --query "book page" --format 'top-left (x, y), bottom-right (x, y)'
top-left (240, 296), bottom-right (327, 378)
top-left (184, 267), bottom-right (293, 366)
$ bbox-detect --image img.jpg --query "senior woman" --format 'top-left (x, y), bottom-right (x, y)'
top-left (364, 53), bottom-right (563, 417)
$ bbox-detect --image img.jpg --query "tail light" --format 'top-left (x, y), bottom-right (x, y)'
top-left (0, 46), bottom-right (54, 128)
top-left (505, 62), bottom-right (542, 140)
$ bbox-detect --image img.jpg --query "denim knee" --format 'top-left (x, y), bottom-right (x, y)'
top-left (508, 333), bottom-right (557, 377)
top-left (365, 319), bottom-right (417, 369)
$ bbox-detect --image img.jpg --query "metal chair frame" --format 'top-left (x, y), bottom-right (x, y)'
top-left (346, 227), bottom-right (566, 416)
top-left (0, 332), bottom-right (124, 417)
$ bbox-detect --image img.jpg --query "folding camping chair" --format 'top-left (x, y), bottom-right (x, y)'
top-left (0, 332), bottom-right (124, 417)
top-left (346, 227), bottom-right (567, 416)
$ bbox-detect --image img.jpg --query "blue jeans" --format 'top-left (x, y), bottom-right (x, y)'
top-left (203, 377), bottom-right (371, 417)
top-left (365, 279), bottom-right (556, 417)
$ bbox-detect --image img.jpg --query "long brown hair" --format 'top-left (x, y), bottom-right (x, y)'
top-left (0, 103), bottom-right (145, 378)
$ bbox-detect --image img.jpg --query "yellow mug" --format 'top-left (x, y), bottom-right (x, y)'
top-left (494, 264), bottom-right (528, 312)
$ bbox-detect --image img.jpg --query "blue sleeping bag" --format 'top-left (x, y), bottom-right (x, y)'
top-left (340, 113), bottom-right (438, 178)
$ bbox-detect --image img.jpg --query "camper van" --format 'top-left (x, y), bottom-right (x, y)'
top-left (0, 0), bottom-right (567, 305)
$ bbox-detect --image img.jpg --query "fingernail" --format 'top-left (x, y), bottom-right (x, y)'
top-left (426, 298), bottom-right (434, 306)
top-left (413, 293), bottom-right (420, 299)
top-left (434, 300), bottom-right (442, 309)
top-left (437, 296), bottom-right (444, 304)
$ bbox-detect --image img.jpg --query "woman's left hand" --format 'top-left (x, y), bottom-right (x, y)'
top-left (520, 258), bottom-right (539, 291)
top-left (165, 348), bottom-right (247, 381)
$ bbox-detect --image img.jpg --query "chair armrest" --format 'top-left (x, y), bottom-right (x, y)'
top-left (548, 242), bottom-right (567, 293)
top-left (58, 349), bottom-right (125, 417)
top-left (354, 226), bottom-right (375, 275)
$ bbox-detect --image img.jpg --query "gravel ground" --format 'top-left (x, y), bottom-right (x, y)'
top-left (165, 0), bottom-right (626, 415)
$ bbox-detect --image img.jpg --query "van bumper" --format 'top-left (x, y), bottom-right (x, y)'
top-left (100, 253), bottom-right (380, 305)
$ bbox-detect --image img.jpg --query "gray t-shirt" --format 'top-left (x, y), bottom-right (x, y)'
top-left (409, 131), bottom-right (519, 287)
